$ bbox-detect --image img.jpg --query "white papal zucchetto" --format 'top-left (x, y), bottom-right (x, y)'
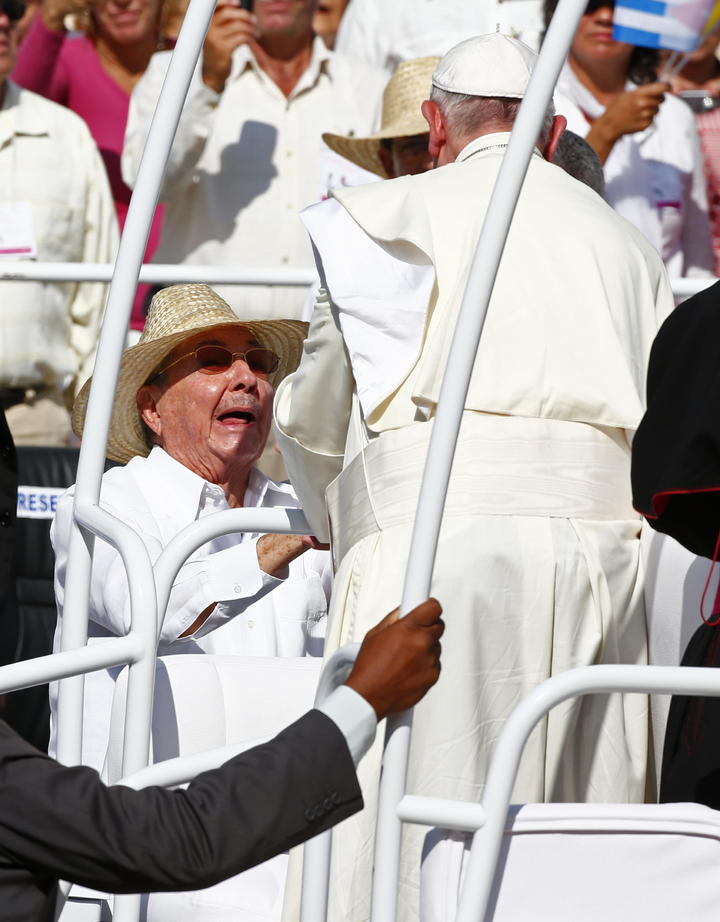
top-left (431, 32), bottom-right (538, 100)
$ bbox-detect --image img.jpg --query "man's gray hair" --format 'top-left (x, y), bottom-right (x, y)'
top-left (429, 86), bottom-right (555, 148)
top-left (552, 130), bottom-right (606, 198)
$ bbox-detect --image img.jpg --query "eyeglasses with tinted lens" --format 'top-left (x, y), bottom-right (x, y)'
top-left (154, 344), bottom-right (281, 380)
top-left (1, 0), bottom-right (27, 22)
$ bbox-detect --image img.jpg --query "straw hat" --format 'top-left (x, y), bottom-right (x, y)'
top-left (323, 56), bottom-right (439, 178)
top-left (73, 284), bottom-right (308, 465)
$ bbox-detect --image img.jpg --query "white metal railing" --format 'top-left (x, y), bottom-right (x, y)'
top-left (55, 0), bottom-right (217, 775)
top-left (45, 1), bottom-right (317, 920)
top-left (0, 262), bottom-right (315, 286)
top-left (0, 260), bottom-right (711, 298)
top-left (385, 664), bottom-right (720, 922)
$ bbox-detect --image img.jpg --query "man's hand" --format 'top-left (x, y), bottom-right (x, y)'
top-left (202, 0), bottom-right (258, 94)
top-left (256, 533), bottom-right (329, 579)
top-left (587, 82), bottom-right (669, 163)
top-left (40, 0), bottom-right (84, 32)
top-left (345, 599), bottom-right (444, 720)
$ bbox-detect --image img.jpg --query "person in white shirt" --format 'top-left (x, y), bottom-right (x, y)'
top-left (548, 0), bottom-right (714, 278)
top-left (0, 0), bottom-right (118, 446)
top-left (50, 284), bottom-right (326, 773)
top-left (334, 0), bottom-right (545, 74)
top-left (121, 0), bottom-right (386, 322)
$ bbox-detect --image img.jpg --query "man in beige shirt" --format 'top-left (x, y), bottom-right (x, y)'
top-left (122, 0), bottom-right (385, 322)
top-left (0, 1), bottom-right (117, 445)
top-left (275, 34), bottom-right (673, 922)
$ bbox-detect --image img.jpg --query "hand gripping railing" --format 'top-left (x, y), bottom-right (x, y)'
top-left (351, 1), bottom-right (593, 920)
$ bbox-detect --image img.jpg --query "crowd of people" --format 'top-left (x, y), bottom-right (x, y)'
top-left (2, 0), bottom-right (720, 919)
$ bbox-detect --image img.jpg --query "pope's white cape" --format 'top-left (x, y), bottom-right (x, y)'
top-left (300, 196), bottom-right (435, 418)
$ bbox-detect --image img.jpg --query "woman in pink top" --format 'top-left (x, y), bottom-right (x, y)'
top-left (13, 0), bottom-right (183, 330)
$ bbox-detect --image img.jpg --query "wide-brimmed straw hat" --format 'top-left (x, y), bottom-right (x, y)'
top-left (73, 284), bottom-right (308, 465)
top-left (323, 56), bottom-right (439, 178)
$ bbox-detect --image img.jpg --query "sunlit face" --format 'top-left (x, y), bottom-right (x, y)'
top-left (137, 326), bottom-right (275, 486)
top-left (0, 5), bottom-right (19, 82)
top-left (379, 133), bottom-right (432, 178)
top-left (570, 2), bottom-right (634, 73)
top-left (313, 0), bottom-right (348, 44)
top-left (255, 0), bottom-right (316, 39)
top-left (92, 0), bottom-right (161, 45)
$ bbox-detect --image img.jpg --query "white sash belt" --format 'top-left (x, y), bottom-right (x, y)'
top-left (326, 413), bottom-right (637, 566)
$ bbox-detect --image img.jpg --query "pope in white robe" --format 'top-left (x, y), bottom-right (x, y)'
top-left (274, 35), bottom-right (674, 922)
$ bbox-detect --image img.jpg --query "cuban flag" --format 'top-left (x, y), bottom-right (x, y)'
top-left (613, 0), bottom-right (719, 51)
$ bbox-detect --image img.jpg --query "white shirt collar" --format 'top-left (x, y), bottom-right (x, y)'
top-left (230, 35), bottom-right (332, 97)
top-left (138, 446), bottom-right (294, 521)
top-left (0, 82), bottom-right (50, 147)
top-left (456, 130), bottom-right (542, 163)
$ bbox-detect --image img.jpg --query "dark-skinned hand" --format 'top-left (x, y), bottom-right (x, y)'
top-left (345, 598), bottom-right (443, 720)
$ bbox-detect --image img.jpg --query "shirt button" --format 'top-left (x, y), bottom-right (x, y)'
top-left (247, 620), bottom-right (254, 629)
top-left (282, 257), bottom-right (289, 264)
top-left (233, 583), bottom-right (242, 593)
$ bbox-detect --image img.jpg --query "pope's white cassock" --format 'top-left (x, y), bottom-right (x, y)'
top-left (274, 132), bottom-right (674, 921)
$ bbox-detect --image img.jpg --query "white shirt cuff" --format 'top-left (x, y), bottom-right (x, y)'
top-left (317, 685), bottom-right (377, 766)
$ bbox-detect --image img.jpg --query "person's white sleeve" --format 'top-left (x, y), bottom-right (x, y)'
top-left (317, 685), bottom-right (378, 765)
top-left (273, 289), bottom-right (354, 541)
top-left (70, 128), bottom-right (120, 393)
top-left (51, 493), bottom-right (282, 644)
top-left (122, 51), bottom-right (222, 200)
top-left (681, 110), bottom-right (715, 278)
top-left (334, 0), bottom-right (386, 72)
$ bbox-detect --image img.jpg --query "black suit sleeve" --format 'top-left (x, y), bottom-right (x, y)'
top-left (0, 709), bottom-right (362, 894)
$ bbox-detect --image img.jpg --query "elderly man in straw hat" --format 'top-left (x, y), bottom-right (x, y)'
top-left (275, 33), bottom-right (673, 921)
top-left (323, 56), bottom-right (438, 179)
top-left (50, 284), bottom-right (330, 776)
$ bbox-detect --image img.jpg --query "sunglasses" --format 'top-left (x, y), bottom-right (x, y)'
top-left (1, 0), bottom-right (26, 22)
top-left (154, 344), bottom-right (281, 380)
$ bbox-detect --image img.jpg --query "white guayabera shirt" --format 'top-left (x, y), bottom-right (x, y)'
top-left (0, 82), bottom-right (118, 392)
top-left (122, 38), bottom-right (385, 321)
top-left (49, 447), bottom-right (331, 772)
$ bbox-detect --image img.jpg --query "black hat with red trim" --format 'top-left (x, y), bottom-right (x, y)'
top-left (632, 280), bottom-right (720, 559)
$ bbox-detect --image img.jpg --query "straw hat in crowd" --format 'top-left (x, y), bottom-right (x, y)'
top-left (72, 284), bottom-right (308, 465)
top-left (323, 56), bottom-right (439, 178)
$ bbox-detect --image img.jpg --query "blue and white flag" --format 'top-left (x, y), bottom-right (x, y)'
top-left (613, 0), bottom-right (716, 51)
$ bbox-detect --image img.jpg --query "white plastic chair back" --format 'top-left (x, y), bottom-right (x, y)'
top-left (65, 655), bottom-right (321, 922)
top-left (104, 655), bottom-right (322, 781)
top-left (420, 802), bottom-right (720, 922)
top-left (642, 522), bottom-right (711, 776)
